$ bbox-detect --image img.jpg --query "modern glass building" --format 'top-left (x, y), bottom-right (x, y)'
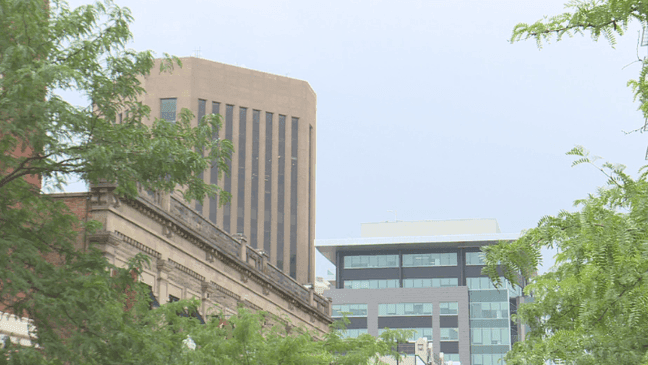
top-left (317, 219), bottom-right (526, 365)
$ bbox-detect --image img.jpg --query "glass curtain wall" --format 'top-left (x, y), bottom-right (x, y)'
top-left (468, 277), bottom-right (522, 365)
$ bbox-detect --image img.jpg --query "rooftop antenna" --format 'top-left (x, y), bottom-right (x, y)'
top-left (387, 210), bottom-right (397, 222)
top-left (192, 47), bottom-right (202, 58)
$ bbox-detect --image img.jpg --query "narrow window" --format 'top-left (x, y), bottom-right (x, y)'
top-left (209, 102), bottom-right (221, 225)
top-left (223, 105), bottom-right (234, 233)
top-left (276, 115), bottom-right (286, 270)
top-left (289, 117), bottom-right (298, 278)
top-left (263, 112), bottom-right (273, 256)
top-left (195, 99), bottom-right (207, 214)
top-left (308, 125), bottom-right (313, 283)
top-left (251, 110), bottom-right (260, 248)
top-left (237, 107), bottom-right (247, 235)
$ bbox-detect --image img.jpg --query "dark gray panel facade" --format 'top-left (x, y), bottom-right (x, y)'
top-left (344, 317), bottom-right (368, 329)
top-left (341, 268), bottom-right (400, 280)
top-left (440, 342), bottom-right (459, 354)
top-left (378, 316), bottom-right (432, 328)
top-left (440, 316), bottom-right (459, 328)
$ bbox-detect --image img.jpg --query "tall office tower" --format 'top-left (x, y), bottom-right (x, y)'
top-left (317, 219), bottom-right (527, 365)
top-left (138, 57), bottom-right (316, 284)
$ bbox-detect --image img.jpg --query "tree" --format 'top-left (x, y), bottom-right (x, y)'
top-left (179, 309), bottom-right (414, 365)
top-left (510, 0), bottom-right (648, 134)
top-left (0, 0), bottom-right (233, 363)
top-left (0, 1), bottom-right (415, 364)
top-left (483, 147), bottom-right (648, 365)
top-left (487, 2), bottom-right (648, 363)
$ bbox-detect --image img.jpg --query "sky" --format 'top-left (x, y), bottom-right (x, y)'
top-left (61, 0), bottom-right (648, 278)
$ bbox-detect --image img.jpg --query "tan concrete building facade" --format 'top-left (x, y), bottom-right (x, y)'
top-left (137, 58), bottom-right (316, 285)
top-left (53, 183), bottom-right (331, 334)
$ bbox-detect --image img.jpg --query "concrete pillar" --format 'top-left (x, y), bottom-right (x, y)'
top-left (327, 297), bottom-right (333, 317)
top-left (259, 250), bottom-right (269, 274)
top-left (201, 281), bottom-right (210, 317)
top-left (156, 259), bottom-right (173, 305)
top-left (235, 233), bottom-right (248, 262)
top-left (308, 286), bottom-right (314, 307)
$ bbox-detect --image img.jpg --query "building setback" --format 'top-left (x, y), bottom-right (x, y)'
top-left (137, 58), bottom-right (317, 285)
top-left (317, 219), bottom-right (526, 365)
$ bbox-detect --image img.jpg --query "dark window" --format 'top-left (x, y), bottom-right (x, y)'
top-left (196, 99), bottom-right (207, 214)
top-left (308, 125), bottom-right (313, 283)
top-left (289, 117), bottom-right (298, 278)
top-left (148, 285), bottom-right (160, 309)
top-left (223, 105), bottom-right (234, 233)
top-left (237, 107), bottom-right (247, 235)
top-left (160, 98), bottom-right (177, 122)
top-left (251, 110), bottom-right (260, 248)
top-left (209, 102), bottom-right (221, 225)
top-left (263, 112), bottom-right (273, 256)
top-left (118, 113), bottom-right (123, 124)
top-left (169, 295), bottom-right (180, 303)
top-left (276, 115), bottom-right (286, 271)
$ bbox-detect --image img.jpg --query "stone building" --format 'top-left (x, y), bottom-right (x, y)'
top-left (52, 183), bottom-right (332, 334)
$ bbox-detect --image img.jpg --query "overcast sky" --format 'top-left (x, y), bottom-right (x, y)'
top-left (62, 0), bottom-right (648, 278)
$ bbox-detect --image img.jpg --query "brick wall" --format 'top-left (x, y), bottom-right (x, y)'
top-left (51, 193), bottom-right (90, 251)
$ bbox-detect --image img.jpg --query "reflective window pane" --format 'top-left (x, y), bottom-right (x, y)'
top-left (160, 98), bottom-right (177, 122)
top-left (440, 328), bottom-right (459, 341)
top-left (344, 279), bottom-right (400, 289)
top-left (378, 303), bottom-right (433, 316)
top-left (440, 302), bottom-right (459, 315)
top-left (466, 252), bottom-right (485, 265)
top-left (344, 255), bottom-right (399, 269)
top-left (332, 303), bottom-right (367, 317)
top-left (378, 328), bottom-right (433, 342)
top-left (402, 253), bottom-right (457, 267)
top-left (338, 328), bottom-right (367, 339)
top-left (402, 278), bottom-right (458, 288)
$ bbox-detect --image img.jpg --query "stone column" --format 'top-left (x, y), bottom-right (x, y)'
top-left (235, 233), bottom-right (248, 263)
top-left (327, 297), bottom-right (333, 317)
top-left (201, 281), bottom-right (210, 317)
top-left (156, 259), bottom-right (173, 305)
top-left (308, 286), bottom-right (314, 307)
top-left (259, 250), bottom-right (269, 274)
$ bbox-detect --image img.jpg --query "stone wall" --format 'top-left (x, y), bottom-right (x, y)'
top-left (56, 184), bottom-right (332, 334)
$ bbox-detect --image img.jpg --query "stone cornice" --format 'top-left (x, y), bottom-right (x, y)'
top-left (89, 187), bottom-right (331, 323)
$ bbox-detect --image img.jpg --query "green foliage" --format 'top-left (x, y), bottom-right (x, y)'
top-left (510, 0), bottom-right (648, 132)
top-left (178, 310), bottom-right (414, 365)
top-left (0, 1), bottom-right (414, 363)
top-left (0, 0), bottom-right (234, 363)
top-left (0, 0), bottom-right (233, 203)
top-left (483, 148), bottom-right (648, 365)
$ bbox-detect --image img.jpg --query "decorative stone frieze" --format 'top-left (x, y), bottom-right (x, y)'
top-left (85, 185), bottom-right (331, 332)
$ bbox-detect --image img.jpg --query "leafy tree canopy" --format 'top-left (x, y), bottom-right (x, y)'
top-left (483, 147), bottom-right (648, 365)
top-left (510, 0), bottom-right (648, 132)
top-left (0, 0), bottom-right (233, 201)
top-left (0, 0), bottom-right (414, 364)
